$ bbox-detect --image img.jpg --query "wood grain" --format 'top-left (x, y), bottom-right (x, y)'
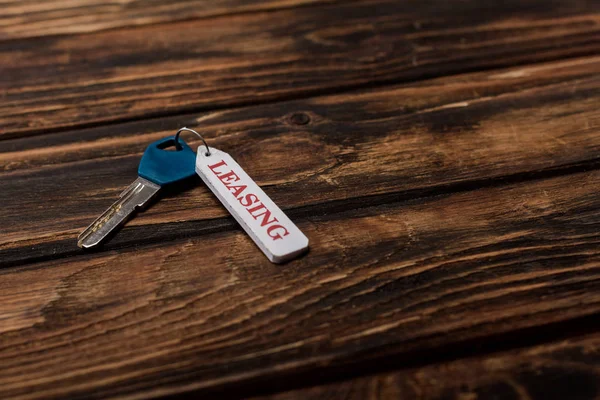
top-left (1, 0), bottom-right (599, 137)
top-left (2, 169), bottom-right (600, 399)
top-left (3, 1), bottom-right (600, 398)
top-left (0, 0), bottom-right (333, 40)
top-left (2, 55), bottom-right (600, 266)
top-left (253, 333), bottom-right (600, 400)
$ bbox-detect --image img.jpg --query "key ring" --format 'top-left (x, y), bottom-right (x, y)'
top-left (175, 127), bottom-right (211, 156)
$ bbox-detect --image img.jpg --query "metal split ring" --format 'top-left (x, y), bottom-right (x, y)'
top-left (175, 127), bottom-right (211, 156)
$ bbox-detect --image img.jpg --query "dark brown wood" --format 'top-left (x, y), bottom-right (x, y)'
top-left (2, 55), bottom-right (600, 266)
top-left (0, 0), bottom-right (334, 40)
top-left (1, 0), bottom-right (599, 137)
top-left (2, 169), bottom-right (600, 398)
top-left (3, 1), bottom-right (600, 398)
top-left (252, 333), bottom-right (600, 400)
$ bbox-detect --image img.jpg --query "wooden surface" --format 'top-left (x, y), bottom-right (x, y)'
top-left (253, 332), bottom-right (600, 400)
top-left (1, 0), bottom-right (600, 399)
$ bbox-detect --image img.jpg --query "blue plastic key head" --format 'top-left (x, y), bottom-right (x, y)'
top-left (138, 136), bottom-right (197, 186)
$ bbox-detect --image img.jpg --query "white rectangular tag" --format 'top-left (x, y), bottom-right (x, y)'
top-left (195, 147), bottom-right (309, 263)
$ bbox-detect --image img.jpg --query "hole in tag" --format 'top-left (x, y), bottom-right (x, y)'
top-left (157, 139), bottom-right (182, 152)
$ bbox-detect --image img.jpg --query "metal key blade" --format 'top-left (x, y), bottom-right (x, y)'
top-left (77, 177), bottom-right (160, 249)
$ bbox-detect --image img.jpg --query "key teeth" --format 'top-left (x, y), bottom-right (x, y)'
top-left (76, 177), bottom-right (161, 249)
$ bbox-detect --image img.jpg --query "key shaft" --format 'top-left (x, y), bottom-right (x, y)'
top-left (77, 136), bottom-right (197, 249)
top-left (77, 177), bottom-right (160, 249)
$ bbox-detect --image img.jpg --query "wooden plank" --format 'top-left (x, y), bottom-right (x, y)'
top-left (0, 0), bottom-right (333, 40)
top-left (2, 169), bottom-right (600, 399)
top-left (2, 56), bottom-right (600, 266)
top-left (1, 0), bottom-right (599, 137)
top-left (252, 332), bottom-right (600, 400)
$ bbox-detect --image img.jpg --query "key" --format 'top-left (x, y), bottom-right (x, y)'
top-left (77, 136), bottom-right (197, 249)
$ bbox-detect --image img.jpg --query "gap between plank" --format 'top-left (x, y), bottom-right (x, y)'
top-left (161, 310), bottom-right (600, 399)
top-left (3, 155), bottom-right (600, 269)
top-left (2, 49), bottom-right (599, 142)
